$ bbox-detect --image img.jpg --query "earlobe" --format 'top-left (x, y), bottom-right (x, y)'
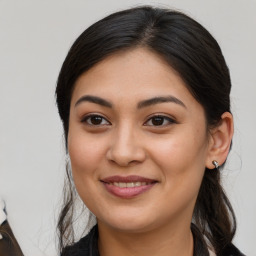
top-left (206, 112), bottom-right (234, 169)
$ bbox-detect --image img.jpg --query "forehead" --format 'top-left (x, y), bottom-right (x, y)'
top-left (71, 48), bottom-right (197, 108)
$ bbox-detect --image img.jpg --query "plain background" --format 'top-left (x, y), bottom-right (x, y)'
top-left (0, 0), bottom-right (255, 255)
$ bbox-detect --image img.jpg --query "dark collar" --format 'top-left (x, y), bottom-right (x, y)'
top-left (62, 224), bottom-right (245, 256)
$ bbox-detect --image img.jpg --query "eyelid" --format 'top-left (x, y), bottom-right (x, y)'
top-left (80, 113), bottom-right (176, 127)
top-left (143, 114), bottom-right (176, 126)
top-left (81, 113), bottom-right (111, 126)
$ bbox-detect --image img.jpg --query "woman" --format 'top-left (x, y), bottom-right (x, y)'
top-left (56, 6), bottom-right (245, 256)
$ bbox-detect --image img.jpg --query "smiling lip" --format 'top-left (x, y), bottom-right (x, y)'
top-left (101, 175), bottom-right (157, 199)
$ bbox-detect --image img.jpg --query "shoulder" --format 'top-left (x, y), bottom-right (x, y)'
top-left (222, 243), bottom-right (246, 256)
top-left (61, 225), bottom-right (98, 256)
top-left (210, 243), bottom-right (245, 256)
top-left (61, 236), bottom-right (90, 256)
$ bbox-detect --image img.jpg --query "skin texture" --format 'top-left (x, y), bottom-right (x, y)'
top-left (68, 48), bottom-right (233, 256)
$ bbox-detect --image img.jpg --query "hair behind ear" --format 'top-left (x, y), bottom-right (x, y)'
top-left (194, 169), bottom-right (236, 254)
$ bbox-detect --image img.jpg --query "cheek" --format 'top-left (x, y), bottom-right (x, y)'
top-left (148, 130), bottom-right (208, 185)
top-left (150, 134), bottom-right (204, 165)
top-left (68, 131), bottom-right (107, 181)
top-left (67, 133), bottom-right (107, 209)
top-left (149, 135), bottom-right (207, 214)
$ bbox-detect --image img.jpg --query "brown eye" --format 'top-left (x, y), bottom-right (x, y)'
top-left (151, 116), bottom-right (165, 126)
top-left (82, 115), bottom-right (110, 126)
top-left (144, 115), bottom-right (175, 126)
top-left (91, 116), bottom-right (103, 125)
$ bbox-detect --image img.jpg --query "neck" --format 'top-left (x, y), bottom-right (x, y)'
top-left (97, 220), bottom-right (194, 256)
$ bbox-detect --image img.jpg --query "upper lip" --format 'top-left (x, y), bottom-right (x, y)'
top-left (101, 175), bottom-right (157, 183)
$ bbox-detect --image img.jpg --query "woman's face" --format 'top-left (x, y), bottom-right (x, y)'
top-left (68, 48), bottom-right (212, 233)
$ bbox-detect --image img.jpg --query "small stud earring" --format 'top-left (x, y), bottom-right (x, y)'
top-left (212, 160), bottom-right (219, 169)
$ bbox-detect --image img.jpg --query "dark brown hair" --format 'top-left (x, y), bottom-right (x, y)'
top-left (56, 6), bottom-right (236, 255)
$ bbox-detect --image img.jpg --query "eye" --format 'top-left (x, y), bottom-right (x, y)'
top-left (82, 114), bottom-right (111, 126)
top-left (144, 115), bottom-right (175, 126)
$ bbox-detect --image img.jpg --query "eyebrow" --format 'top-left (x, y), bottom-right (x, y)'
top-left (137, 96), bottom-right (186, 109)
top-left (75, 95), bottom-right (186, 109)
top-left (75, 95), bottom-right (112, 108)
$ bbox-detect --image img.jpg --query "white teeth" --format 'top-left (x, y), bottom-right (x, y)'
top-left (110, 182), bottom-right (150, 188)
top-left (126, 182), bottom-right (134, 188)
top-left (119, 182), bottom-right (127, 188)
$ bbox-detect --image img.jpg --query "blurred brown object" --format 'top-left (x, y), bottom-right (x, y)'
top-left (0, 221), bottom-right (24, 256)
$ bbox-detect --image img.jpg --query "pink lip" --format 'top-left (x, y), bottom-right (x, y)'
top-left (101, 175), bottom-right (157, 199)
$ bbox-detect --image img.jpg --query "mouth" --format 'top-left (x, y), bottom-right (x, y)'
top-left (100, 175), bottom-right (158, 198)
top-left (106, 181), bottom-right (153, 188)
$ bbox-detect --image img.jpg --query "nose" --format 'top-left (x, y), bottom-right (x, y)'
top-left (106, 125), bottom-right (146, 167)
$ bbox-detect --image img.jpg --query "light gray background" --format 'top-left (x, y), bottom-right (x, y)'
top-left (0, 0), bottom-right (255, 255)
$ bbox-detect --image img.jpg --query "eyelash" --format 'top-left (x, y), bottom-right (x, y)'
top-left (81, 114), bottom-right (176, 127)
top-left (144, 115), bottom-right (176, 127)
top-left (81, 114), bottom-right (111, 126)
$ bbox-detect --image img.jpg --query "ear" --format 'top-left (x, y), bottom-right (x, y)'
top-left (205, 112), bottom-right (234, 169)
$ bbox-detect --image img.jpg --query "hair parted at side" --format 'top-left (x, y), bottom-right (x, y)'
top-left (56, 5), bottom-right (236, 255)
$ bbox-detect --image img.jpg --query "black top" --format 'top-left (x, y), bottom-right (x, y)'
top-left (61, 225), bottom-right (245, 256)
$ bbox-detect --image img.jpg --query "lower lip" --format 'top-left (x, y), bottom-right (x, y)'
top-left (103, 183), bottom-right (156, 199)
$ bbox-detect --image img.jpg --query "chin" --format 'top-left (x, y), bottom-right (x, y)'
top-left (98, 212), bottom-right (159, 234)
